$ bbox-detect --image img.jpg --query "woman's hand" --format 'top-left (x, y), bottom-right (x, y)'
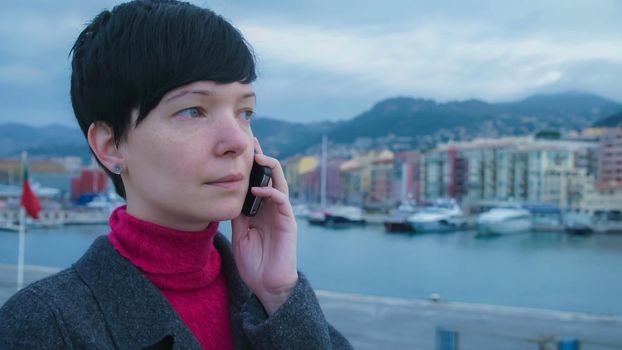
top-left (231, 138), bottom-right (298, 315)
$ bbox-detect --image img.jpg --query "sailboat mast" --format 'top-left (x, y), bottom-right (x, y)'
top-left (401, 162), bottom-right (408, 204)
top-left (320, 134), bottom-right (327, 209)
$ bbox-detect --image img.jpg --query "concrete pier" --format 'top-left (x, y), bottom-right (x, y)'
top-left (317, 290), bottom-right (622, 349)
top-left (1, 264), bottom-right (621, 349)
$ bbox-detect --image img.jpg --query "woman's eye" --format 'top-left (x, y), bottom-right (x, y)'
top-left (239, 110), bottom-right (255, 121)
top-left (176, 107), bottom-right (202, 119)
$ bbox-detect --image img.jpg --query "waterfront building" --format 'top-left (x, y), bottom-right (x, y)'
top-left (421, 137), bottom-right (598, 208)
top-left (71, 169), bottom-right (109, 201)
top-left (326, 159), bottom-right (344, 204)
top-left (293, 156), bottom-right (321, 204)
top-left (516, 140), bottom-right (596, 209)
top-left (282, 156), bottom-right (304, 200)
top-left (0, 157), bottom-right (82, 198)
top-left (359, 150), bottom-right (393, 209)
top-left (392, 151), bottom-right (422, 205)
top-left (422, 137), bottom-right (527, 203)
top-left (581, 183), bottom-right (622, 213)
top-left (338, 150), bottom-right (394, 208)
top-left (420, 150), bottom-right (447, 201)
top-left (369, 153), bottom-right (394, 209)
top-left (0, 158), bottom-right (67, 185)
top-left (283, 155), bottom-right (343, 205)
top-left (576, 127), bottom-right (622, 213)
top-left (460, 137), bottom-right (526, 202)
top-left (62, 157), bottom-right (84, 173)
top-left (597, 128), bottom-right (622, 188)
top-left (340, 159), bottom-right (363, 206)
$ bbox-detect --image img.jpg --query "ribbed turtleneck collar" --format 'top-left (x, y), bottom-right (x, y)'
top-left (108, 206), bottom-right (221, 291)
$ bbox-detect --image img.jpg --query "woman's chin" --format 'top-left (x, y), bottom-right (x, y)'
top-left (203, 204), bottom-right (244, 221)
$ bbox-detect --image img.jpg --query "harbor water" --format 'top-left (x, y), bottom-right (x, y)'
top-left (1, 220), bottom-right (621, 316)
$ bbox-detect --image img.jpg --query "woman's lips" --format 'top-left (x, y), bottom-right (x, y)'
top-left (209, 179), bottom-right (243, 190)
top-left (206, 174), bottom-right (244, 190)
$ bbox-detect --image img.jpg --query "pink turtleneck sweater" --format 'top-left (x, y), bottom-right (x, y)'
top-left (108, 206), bottom-right (233, 350)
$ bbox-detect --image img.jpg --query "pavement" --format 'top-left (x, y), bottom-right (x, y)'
top-left (2, 264), bottom-right (621, 350)
top-left (317, 291), bottom-right (622, 350)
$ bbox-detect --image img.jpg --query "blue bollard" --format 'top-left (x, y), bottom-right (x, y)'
top-left (435, 326), bottom-right (459, 350)
top-left (558, 339), bottom-right (580, 350)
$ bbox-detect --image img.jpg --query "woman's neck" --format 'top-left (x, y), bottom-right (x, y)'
top-left (107, 206), bottom-right (220, 275)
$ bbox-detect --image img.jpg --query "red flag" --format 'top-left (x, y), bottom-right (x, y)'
top-left (20, 153), bottom-right (41, 219)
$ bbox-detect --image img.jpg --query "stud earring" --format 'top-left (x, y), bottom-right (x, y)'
top-left (112, 164), bottom-right (123, 175)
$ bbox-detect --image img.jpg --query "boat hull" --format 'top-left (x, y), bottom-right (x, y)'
top-left (477, 218), bottom-right (532, 235)
top-left (384, 220), bottom-right (414, 233)
top-left (409, 219), bottom-right (465, 233)
top-left (324, 214), bottom-right (365, 227)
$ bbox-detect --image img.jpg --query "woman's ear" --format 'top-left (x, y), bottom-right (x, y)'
top-left (87, 122), bottom-right (125, 173)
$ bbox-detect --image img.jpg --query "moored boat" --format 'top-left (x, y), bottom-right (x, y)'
top-left (407, 200), bottom-right (465, 232)
top-left (0, 222), bottom-right (19, 232)
top-left (563, 211), bottom-right (593, 235)
top-left (307, 210), bottom-right (327, 226)
top-left (591, 210), bottom-right (622, 234)
top-left (307, 206), bottom-right (366, 227)
top-left (477, 207), bottom-right (532, 236)
top-left (525, 204), bottom-right (562, 232)
top-left (383, 221), bottom-right (413, 232)
top-left (65, 192), bottom-right (125, 226)
top-left (384, 204), bottom-right (418, 233)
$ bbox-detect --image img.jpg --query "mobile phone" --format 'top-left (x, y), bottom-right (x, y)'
top-left (242, 160), bottom-right (272, 216)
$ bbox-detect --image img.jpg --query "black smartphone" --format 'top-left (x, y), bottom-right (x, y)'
top-left (242, 160), bottom-right (272, 216)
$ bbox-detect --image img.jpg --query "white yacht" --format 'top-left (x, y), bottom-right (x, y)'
top-left (563, 211), bottom-right (593, 234)
top-left (477, 207), bottom-right (532, 235)
top-left (591, 210), bottom-right (622, 234)
top-left (308, 205), bottom-right (365, 227)
top-left (84, 192), bottom-right (125, 212)
top-left (384, 204), bottom-right (420, 233)
top-left (407, 200), bottom-right (465, 232)
top-left (65, 192), bottom-right (126, 226)
top-left (324, 205), bottom-right (365, 226)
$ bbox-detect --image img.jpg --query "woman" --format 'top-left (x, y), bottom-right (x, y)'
top-left (0, 1), bottom-right (352, 349)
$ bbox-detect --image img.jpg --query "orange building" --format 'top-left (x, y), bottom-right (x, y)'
top-left (71, 169), bottom-right (109, 200)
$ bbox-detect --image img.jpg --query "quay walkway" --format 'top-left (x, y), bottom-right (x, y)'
top-left (1, 264), bottom-right (621, 349)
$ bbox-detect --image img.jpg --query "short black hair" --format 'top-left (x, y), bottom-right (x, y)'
top-left (70, 0), bottom-right (257, 198)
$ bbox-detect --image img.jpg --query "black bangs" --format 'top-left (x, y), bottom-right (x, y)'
top-left (69, 0), bottom-right (257, 198)
top-left (124, 1), bottom-right (257, 123)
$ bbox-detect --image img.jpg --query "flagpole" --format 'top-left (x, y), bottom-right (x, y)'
top-left (17, 206), bottom-right (26, 291)
top-left (17, 151), bottom-right (27, 291)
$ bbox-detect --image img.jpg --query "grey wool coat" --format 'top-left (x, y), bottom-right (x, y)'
top-left (0, 234), bottom-right (353, 350)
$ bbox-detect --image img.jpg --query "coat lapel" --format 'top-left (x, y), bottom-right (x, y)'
top-left (213, 233), bottom-right (251, 308)
top-left (213, 233), bottom-right (254, 350)
top-left (72, 236), bottom-right (202, 350)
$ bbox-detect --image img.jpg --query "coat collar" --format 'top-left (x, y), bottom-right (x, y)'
top-left (72, 235), bottom-right (202, 350)
top-left (213, 233), bottom-right (251, 309)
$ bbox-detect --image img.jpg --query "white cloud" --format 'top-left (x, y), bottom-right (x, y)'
top-left (240, 19), bottom-right (622, 102)
top-left (1, 1), bottom-right (620, 124)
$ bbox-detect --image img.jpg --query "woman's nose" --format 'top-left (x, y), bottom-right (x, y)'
top-left (211, 114), bottom-right (250, 157)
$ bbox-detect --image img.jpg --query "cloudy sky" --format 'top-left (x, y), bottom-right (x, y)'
top-left (1, 0), bottom-right (621, 126)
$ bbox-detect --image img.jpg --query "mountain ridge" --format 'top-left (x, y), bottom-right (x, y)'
top-left (593, 110), bottom-right (622, 127)
top-left (1, 91), bottom-right (620, 160)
